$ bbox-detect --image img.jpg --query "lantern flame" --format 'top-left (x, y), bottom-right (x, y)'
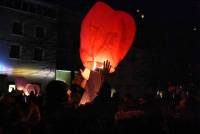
top-left (92, 61), bottom-right (104, 71)
top-left (92, 61), bottom-right (97, 71)
top-left (18, 86), bottom-right (23, 91)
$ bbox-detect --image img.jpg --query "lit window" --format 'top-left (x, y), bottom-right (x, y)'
top-left (10, 45), bottom-right (21, 58)
top-left (56, 70), bottom-right (71, 85)
top-left (8, 84), bottom-right (16, 93)
top-left (34, 47), bottom-right (43, 61)
top-left (12, 22), bottom-right (23, 35)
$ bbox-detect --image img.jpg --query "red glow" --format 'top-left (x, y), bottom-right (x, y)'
top-left (15, 77), bottom-right (28, 91)
top-left (15, 77), bottom-right (40, 96)
top-left (25, 84), bottom-right (40, 96)
top-left (80, 70), bottom-right (103, 105)
top-left (80, 2), bottom-right (136, 72)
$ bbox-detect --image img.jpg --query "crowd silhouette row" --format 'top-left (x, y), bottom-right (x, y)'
top-left (0, 61), bottom-right (200, 134)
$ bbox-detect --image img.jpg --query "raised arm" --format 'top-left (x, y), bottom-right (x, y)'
top-left (100, 60), bottom-right (112, 81)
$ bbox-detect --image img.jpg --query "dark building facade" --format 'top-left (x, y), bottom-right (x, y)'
top-left (0, 0), bottom-right (58, 93)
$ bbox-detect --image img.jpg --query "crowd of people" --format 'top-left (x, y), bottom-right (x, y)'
top-left (0, 61), bottom-right (200, 134)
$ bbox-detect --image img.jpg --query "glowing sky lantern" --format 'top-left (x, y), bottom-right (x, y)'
top-left (25, 84), bottom-right (40, 96)
top-left (15, 77), bottom-right (40, 96)
top-left (15, 77), bottom-right (28, 91)
top-left (79, 2), bottom-right (136, 105)
top-left (80, 1), bottom-right (136, 72)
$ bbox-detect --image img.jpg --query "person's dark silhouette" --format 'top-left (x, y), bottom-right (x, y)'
top-left (43, 80), bottom-right (76, 134)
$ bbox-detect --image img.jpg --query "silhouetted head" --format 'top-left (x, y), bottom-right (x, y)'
top-left (98, 81), bottom-right (111, 99)
top-left (30, 91), bottom-right (35, 96)
top-left (1, 93), bottom-right (15, 105)
top-left (45, 80), bottom-right (68, 104)
top-left (71, 84), bottom-right (84, 105)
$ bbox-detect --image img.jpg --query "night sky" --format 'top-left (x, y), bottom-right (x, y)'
top-left (44, 0), bottom-right (195, 48)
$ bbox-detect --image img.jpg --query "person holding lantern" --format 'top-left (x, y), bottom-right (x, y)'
top-left (71, 60), bottom-right (112, 105)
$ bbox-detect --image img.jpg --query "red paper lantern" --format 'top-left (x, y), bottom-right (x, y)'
top-left (80, 2), bottom-right (136, 72)
top-left (15, 77), bottom-right (28, 91)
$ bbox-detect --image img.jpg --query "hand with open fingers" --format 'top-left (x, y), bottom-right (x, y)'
top-left (80, 68), bottom-right (90, 80)
top-left (101, 60), bottom-right (112, 77)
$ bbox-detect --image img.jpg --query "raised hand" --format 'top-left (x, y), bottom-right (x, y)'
top-left (80, 68), bottom-right (90, 80)
top-left (72, 69), bottom-right (88, 89)
top-left (101, 60), bottom-right (112, 79)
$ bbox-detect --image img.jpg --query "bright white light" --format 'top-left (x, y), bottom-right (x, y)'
top-left (159, 92), bottom-right (163, 98)
top-left (17, 86), bottom-right (24, 91)
top-left (24, 91), bottom-right (29, 96)
top-left (157, 90), bottom-right (160, 95)
top-left (0, 63), bottom-right (12, 74)
top-left (12, 67), bottom-right (55, 78)
top-left (141, 14), bottom-right (144, 19)
top-left (137, 9), bottom-right (140, 13)
top-left (92, 61), bottom-right (104, 72)
top-left (8, 85), bottom-right (16, 92)
top-left (0, 64), bottom-right (5, 72)
top-left (111, 88), bottom-right (116, 97)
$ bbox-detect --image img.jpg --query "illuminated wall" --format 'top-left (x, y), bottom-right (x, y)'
top-left (56, 70), bottom-right (71, 85)
top-left (0, 39), bottom-right (55, 92)
top-left (0, 0), bottom-right (58, 93)
top-left (0, 39), bottom-right (55, 78)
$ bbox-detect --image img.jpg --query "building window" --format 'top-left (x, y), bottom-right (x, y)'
top-left (0, 0), bottom-right (5, 6)
top-left (44, 8), bottom-right (56, 18)
top-left (37, 5), bottom-right (44, 15)
top-left (47, 9), bottom-right (56, 18)
top-left (13, 0), bottom-right (22, 9)
top-left (29, 4), bottom-right (36, 13)
top-left (12, 22), bottom-right (23, 35)
top-left (5, 0), bottom-right (13, 8)
top-left (35, 26), bottom-right (44, 38)
top-left (56, 70), bottom-right (71, 85)
top-left (22, 1), bottom-right (28, 11)
top-left (10, 45), bottom-right (21, 58)
top-left (8, 84), bottom-right (16, 93)
top-left (34, 48), bottom-right (43, 61)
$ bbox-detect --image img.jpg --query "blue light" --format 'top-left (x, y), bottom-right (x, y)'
top-left (0, 41), bottom-right (12, 74)
top-left (0, 62), bottom-right (11, 74)
top-left (0, 63), bottom-right (5, 72)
